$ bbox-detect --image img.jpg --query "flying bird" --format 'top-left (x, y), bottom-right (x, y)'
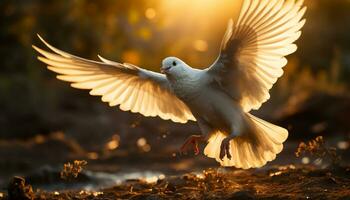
top-left (33, 0), bottom-right (306, 169)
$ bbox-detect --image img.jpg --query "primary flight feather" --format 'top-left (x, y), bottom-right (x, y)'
top-left (33, 0), bottom-right (306, 169)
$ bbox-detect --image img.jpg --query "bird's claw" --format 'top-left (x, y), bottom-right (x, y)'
top-left (220, 137), bottom-right (233, 160)
top-left (180, 135), bottom-right (202, 155)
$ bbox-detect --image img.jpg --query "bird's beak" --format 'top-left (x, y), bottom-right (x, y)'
top-left (161, 66), bottom-right (171, 74)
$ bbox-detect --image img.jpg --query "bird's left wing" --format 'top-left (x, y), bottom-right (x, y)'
top-left (207, 0), bottom-right (306, 112)
top-left (33, 35), bottom-right (195, 123)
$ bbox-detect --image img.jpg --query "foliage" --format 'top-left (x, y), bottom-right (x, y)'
top-left (60, 160), bottom-right (88, 180)
top-left (7, 176), bottom-right (34, 200)
top-left (296, 136), bottom-right (341, 166)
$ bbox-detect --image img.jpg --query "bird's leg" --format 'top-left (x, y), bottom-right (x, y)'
top-left (219, 136), bottom-right (235, 160)
top-left (220, 130), bottom-right (241, 160)
top-left (180, 135), bottom-right (205, 155)
top-left (220, 118), bottom-right (243, 160)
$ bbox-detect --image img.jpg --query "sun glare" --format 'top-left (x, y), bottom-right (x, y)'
top-left (160, 0), bottom-right (241, 14)
top-left (159, 0), bottom-right (241, 24)
top-left (152, 0), bottom-right (241, 67)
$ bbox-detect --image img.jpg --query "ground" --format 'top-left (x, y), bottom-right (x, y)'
top-left (3, 165), bottom-right (350, 200)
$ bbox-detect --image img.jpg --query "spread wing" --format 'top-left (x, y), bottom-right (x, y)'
top-left (207, 0), bottom-right (306, 112)
top-left (33, 35), bottom-right (195, 123)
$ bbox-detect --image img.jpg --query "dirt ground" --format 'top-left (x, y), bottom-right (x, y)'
top-left (3, 165), bottom-right (350, 200)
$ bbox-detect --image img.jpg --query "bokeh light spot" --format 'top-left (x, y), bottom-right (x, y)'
top-left (137, 137), bottom-right (151, 152)
top-left (87, 152), bottom-right (99, 160)
top-left (145, 8), bottom-right (156, 19)
top-left (122, 50), bottom-right (140, 65)
top-left (337, 141), bottom-right (349, 150)
top-left (137, 137), bottom-right (147, 147)
top-left (301, 157), bottom-right (310, 164)
top-left (107, 140), bottom-right (119, 150)
top-left (106, 134), bottom-right (120, 150)
top-left (143, 144), bottom-right (151, 152)
top-left (193, 40), bottom-right (208, 52)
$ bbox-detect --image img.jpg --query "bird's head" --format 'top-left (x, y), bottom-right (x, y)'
top-left (161, 57), bottom-right (189, 77)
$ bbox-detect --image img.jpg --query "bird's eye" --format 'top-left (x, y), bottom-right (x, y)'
top-left (172, 61), bottom-right (177, 66)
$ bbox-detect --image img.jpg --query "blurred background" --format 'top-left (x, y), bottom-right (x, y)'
top-left (0, 0), bottom-right (350, 191)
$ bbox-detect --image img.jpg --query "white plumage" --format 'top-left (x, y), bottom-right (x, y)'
top-left (33, 37), bottom-right (194, 124)
top-left (33, 0), bottom-right (306, 169)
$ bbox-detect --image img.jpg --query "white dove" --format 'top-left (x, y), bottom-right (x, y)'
top-left (33, 0), bottom-right (306, 169)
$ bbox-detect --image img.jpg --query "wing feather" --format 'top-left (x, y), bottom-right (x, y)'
top-left (33, 35), bottom-right (195, 123)
top-left (208, 0), bottom-right (306, 112)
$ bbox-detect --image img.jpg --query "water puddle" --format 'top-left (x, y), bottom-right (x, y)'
top-left (32, 170), bottom-right (166, 191)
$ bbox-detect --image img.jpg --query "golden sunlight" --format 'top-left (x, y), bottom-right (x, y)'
top-left (159, 0), bottom-right (241, 26)
top-left (160, 0), bottom-right (241, 16)
top-left (153, 0), bottom-right (242, 67)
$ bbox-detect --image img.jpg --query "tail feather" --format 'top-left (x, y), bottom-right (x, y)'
top-left (204, 113), bottom-right (288, 169)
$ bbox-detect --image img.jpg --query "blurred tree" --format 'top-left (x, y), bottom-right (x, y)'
top-left (0, 0), bottom-right (349, 138)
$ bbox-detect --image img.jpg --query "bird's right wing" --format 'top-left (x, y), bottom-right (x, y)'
top-left (33, 35), bottom-right (195, 123)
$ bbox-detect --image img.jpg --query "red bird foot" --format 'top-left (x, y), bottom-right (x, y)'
top-left (180, 135), bottom-right (204, 155)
